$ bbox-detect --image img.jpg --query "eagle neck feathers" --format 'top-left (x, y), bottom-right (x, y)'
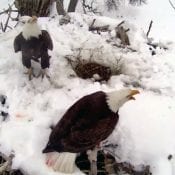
top-left (105, 91), bottom-right (126, 113)
top-left (22, 23), bottom-right (42, 40)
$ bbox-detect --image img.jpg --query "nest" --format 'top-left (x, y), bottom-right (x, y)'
top-left (74, 62), bottom-right (112, 81)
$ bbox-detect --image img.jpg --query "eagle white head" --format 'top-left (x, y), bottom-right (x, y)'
top-left (106, 89), bottom-right (140, 113)
top-left (22, 16), bottom-right (42, 40)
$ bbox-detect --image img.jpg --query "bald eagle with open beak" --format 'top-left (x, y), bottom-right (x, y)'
top-left (14, 16), bottom-right (53, 80)
top-left (42, 89), bottom-right (140, 174)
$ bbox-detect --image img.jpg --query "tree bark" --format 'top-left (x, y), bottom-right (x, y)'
top-left (14, 0), bottom-right (52, 17)
top-left (56, 0), bottom-right (66, 15)
top-left (67, 0), bottom-right (79, 12)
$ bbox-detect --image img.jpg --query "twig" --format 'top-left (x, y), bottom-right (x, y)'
top-left (125, 28), bottom-right (130, 32)
top-left (0, 152), bottom-right (14, 173)
top-left (90, 19), bottom-right (96, 28)
top-left (0, 3), bottom-right (19, 32)
top-left (116, 26), bottom-right (130, 45)
top-left (89, 19), bottom-right (110, 34)
top-left (0, 22), bottom-right (4, 31)
top-left (117, 20), bottom-right (125, 27)
top-left (112, 43), bottom-right (136, 52)
top-left (3, 5), bottom-right (12, 32)
top-left (169, 0), bottom-right (175, 10)
top-left (82, 0), bottom-right (100, 14)
top-left (0, 9), bottom-right (18, 15)
top-left (146, 20), bottom-right (153, 37)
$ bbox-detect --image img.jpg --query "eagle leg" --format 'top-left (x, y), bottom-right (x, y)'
top-left (24, 68), bottom-right (35, 80)
top-left (87, 148), bottom-right (98, 175)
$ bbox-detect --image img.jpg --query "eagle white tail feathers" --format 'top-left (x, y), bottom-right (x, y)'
top-left (46, 152), bottom-right (77, 173)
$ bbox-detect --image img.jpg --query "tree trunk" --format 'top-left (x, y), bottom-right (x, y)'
top-left (56, 0), bottom-right (66, 15)
top-left (14, 0), bottom-right (52, 17)
top-left (67, 0), bottom-right (79, 12)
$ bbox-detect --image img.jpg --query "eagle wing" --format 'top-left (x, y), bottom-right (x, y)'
top-left (49, 94), bottom-right (89, 141)
top-left (62, 113), bottom-right (118, 152)
top-left (14, 33), bottom-right (22, 52)
top-left (41, 30), bottom-right (53, 50)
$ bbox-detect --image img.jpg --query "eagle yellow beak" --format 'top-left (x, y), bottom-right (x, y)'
top-left (127, 90), bottom-right (140, 100)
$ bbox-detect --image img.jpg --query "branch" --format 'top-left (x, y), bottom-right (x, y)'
top-left (116, 26), bottom-right (130, 45)
top-left (3, 5), bottom-right (12, 32)
top-left (56, 0), bottom-right (66, 15)
top-left (67, 0), bottom-right (79, 12)
top-left (146, 20), bottom-right (153, 37)
top-left (169, 0), bottom-right (175, 10)
top-left (0, 152), bottom-right (14, 173)
top-left (117, 20), bottom-right (125, 27)
top-left (89, 19), bottom-right (110, 34)
top-left (82, 0), bottom-right (100, 14)
top-left (0, 2), bottom-right (17, 15)
top-left (0, 22), bottom-right (4, 32)
top-left (0, 3), bottom-right (19, 32)
top-left (90, 19), bottom-right (96, 28)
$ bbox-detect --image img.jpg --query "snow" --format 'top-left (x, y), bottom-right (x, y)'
top-left (1, 0), bottom-right (175, 175)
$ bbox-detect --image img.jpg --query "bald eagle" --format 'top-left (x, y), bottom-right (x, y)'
top-left (42, 89), bottom-right (139, 174)
top-left (14, 16), bottom-right (53, 80)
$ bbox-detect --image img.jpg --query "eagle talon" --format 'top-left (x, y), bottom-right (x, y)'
top-left (37, 69), bottom-right (50, 79)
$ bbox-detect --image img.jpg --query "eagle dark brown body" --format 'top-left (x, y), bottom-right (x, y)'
top-left (14, 30), bottom-right (53, 69)
top-left (43, 91), bottom-right (119, 153)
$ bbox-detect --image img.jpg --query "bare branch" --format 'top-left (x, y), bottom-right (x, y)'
top-left (146, 20), bottom-right (153, 37)
top-left (67, 0), bottom-right (79, 12)
top-left (116, 26), bottom-right (130, 45)
top-left (3, 5), bottom-right (12, 32)
top-left (56, 0), bottom-right (66, 15)
top-left (117, 20), bottom-right (125, 27)
top-left (90, 19), bottom-right (96, 28)
top-left (125, 28), bottom-right (130, 32)
top-left (89, 19), bottom-right (110, 34)
top-left (0, 22), bottom-right (4, 32)
top-left (81, 0), bottom-right (100, 14)
top-left (0, 152), bottom-right (14, 173)
top-left (0, 9), bottom-right (18, 15)
top-left (0, 3), bottom-right (19, 32)
top-left (169, 0), bottom-right (175, 10)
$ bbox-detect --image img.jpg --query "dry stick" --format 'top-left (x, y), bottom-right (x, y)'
top-left (0, 2), bottom-right (17, 15)
top-left (3, 5), bottom-right (12, 32)
top-left (125, 28), bottom-right (130, 32)
top-left (0, 153), bottom-right (14, 173)
top-left (90, 19), bottom-right (96, 28)
top-left (12, 13), bottom-right (20, 28)
top-left (56, 0), bottom-right (66, 15)
top-left (0, 3), bottom-right (19, 32)
top-left (0, 9), bottom-right (18, 15)
top-left (169, 0), bottom-right (175, 10)
top-left (0, 22), bottom-right (4, 31)
top-left (117, 20), bottom-right (125, 27)
top-left (146, 20), bottom-right (153, 37)
top-left (89, 20), bottom-right (110, 33)
top-left (82, 0), bottom-right (99, 14)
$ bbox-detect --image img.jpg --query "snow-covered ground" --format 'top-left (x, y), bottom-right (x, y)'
top-left (1, 0), bottom-right (175, 175)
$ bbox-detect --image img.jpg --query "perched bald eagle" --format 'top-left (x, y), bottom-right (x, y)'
top-left (14, 16), bottom-right (53, 80)
top-left (42, 89), bottom-right (139, 174)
